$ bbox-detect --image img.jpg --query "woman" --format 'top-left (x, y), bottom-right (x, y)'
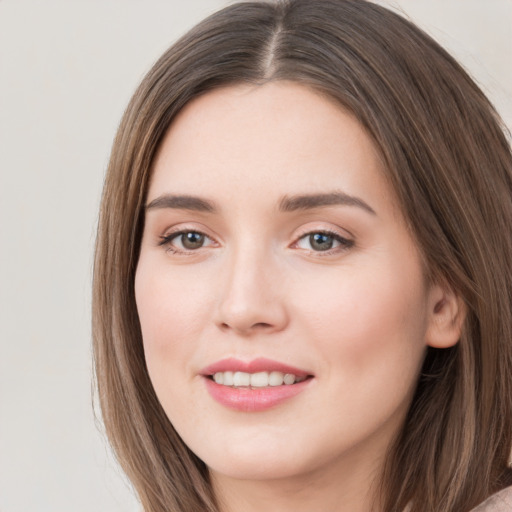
top-left (92, 1), bottom-right (512, 511)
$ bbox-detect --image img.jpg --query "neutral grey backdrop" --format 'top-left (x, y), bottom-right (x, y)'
top-left (0, 1), bottom-right (510, 511)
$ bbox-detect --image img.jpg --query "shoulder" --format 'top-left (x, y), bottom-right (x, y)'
top-left (470, 486), bottom-right (512, 511)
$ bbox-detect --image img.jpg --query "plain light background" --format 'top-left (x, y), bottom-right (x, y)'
top-left (0, 1), bottom-right (510, 511)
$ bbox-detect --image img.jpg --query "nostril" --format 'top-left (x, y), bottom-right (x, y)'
top-left (252, 322), bottom-right (272, 329)
top-left (219, 321), bottom-right (274, 334)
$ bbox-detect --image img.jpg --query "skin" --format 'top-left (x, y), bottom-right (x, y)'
top-left (135, 82), bottom-right (463, 512)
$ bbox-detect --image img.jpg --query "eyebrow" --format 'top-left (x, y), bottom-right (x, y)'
top-left (145, 194), bottom-right (217, 212)
top-left (144, 191), bottom-right (376, 216)
top-left (278, 192), bottom-right (376, 215)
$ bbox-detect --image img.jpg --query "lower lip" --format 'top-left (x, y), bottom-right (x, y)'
top-left (204, 377), bottom-right (312, 412)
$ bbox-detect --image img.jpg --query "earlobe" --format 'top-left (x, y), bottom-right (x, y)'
top-left (425, 283), bottom-right (466, 349)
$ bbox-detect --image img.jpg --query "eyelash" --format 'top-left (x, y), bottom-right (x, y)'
top-left (158, 230), bottom-right (215, 254)
top-left (158, 228), bottom-right (354, 256)
top-left (293, 229), bottom-right (354, 255)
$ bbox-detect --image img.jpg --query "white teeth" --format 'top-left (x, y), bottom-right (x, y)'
top-left (269, 371), bottom-right (284, 386)
top-left (250, 372), bottom-right (269, 387)
top-left (283, 373), bottom-right (296, 385)
top-left (212, 370), bottom-right (306, 388)
top-left (233, 371), bottom-right (250, 387)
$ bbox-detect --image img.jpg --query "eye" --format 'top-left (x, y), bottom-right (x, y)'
top-left (295, 231), bottom-right (353, 253)
top-left (159, 230), bottom-right (214, 252)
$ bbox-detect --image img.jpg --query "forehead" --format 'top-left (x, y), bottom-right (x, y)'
top-left (148, 82), bottom-right (396, 217)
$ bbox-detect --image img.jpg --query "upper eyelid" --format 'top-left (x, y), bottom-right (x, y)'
top-left (160, 223), bottom-right (215, 238)
top-left (161, 228), bottom-right (214, 241)
top-left (292, 223), bottom-right (354, 241)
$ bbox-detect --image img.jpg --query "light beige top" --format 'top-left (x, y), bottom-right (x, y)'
top-left (403, 486), bottom-right (512, 512)
top-left (470, 486), bottom-right (512, 511)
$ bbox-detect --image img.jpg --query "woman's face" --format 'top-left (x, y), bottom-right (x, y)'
top-left (135, 82), bottom-right (445, 486)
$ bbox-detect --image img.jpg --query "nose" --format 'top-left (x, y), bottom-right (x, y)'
top-left (215, 246), bottom-right (289, 337)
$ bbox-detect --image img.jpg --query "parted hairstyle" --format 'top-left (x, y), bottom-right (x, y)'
top-left (92, 1), bottom-right (512, 511)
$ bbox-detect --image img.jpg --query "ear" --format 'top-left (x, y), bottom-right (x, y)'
top-left (425, 282), bottom-right (466, 348)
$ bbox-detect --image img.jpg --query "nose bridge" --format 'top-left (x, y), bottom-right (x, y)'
top-left (216, 237), bottom-right (288, 335)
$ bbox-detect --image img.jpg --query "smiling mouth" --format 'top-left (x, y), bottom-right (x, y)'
top-left (209, 371), bottom-right (311, 388)
top-left (202, 359), bottom-right (314, 411)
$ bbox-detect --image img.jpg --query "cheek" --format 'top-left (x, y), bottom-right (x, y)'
top-left (134, 260), bottom-right (219, 432)
top-left (296, 256), bottom-right (429, 382)
top-left (134, 261), bottom-right (211, 376)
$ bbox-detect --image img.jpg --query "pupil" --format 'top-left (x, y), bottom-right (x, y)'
top-left (182, 232), bottom-right (204, 249)
top-left (310, 233), bottom-right (333, 251)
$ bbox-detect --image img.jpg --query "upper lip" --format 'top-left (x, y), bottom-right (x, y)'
top-left (200, 357), bottom-right (312, 378)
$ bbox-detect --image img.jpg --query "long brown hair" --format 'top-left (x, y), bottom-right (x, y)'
top-left (92, 1), bottom-right (512, 510)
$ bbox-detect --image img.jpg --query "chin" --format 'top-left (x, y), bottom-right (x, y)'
top-left (207, 454), bottom-right (311, 482)
top-left (189, 430), bottom-right (334, 483)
